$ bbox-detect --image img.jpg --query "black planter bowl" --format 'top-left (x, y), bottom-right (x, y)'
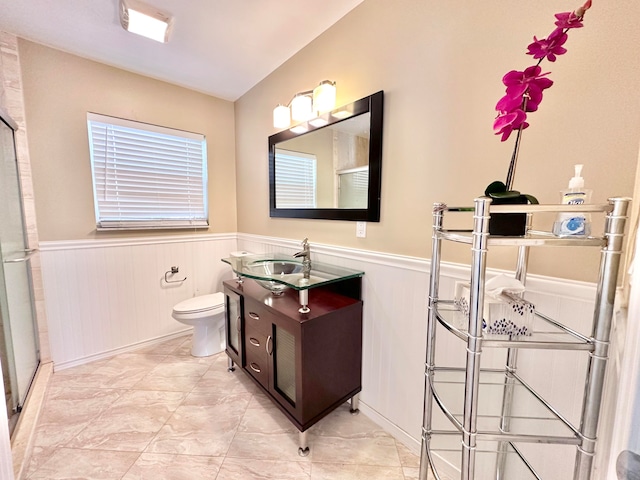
top-left (488, 195), bottom-right (528, 236)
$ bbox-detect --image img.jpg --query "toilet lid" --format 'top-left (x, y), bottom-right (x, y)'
top-left (173, 292), bottom-right (225, 314)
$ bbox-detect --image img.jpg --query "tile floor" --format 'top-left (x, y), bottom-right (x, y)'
top-left (24, 335), bottom-right (434, 479)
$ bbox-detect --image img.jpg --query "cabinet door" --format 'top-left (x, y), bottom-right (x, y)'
top-left (270, 323), bottom-right (297, 409)
top-left (224, 290), bottom-right (243, 367)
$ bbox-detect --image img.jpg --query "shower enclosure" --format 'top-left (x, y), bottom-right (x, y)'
top-left (0, 108), bottom-right (40, 435)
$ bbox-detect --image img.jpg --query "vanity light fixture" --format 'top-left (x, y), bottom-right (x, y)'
top-left (291, 93), bottom-right (314, 122)
top-left (119, 0), bottom-right (174, 43)
top-left (289, 123), bottom-right (309, 134)
top-left (308, 114), bottom-right (330, 128)
top-left (273, 80), bottom-right (337, 129)
top-left (312, 80), bottom-right (337, 114)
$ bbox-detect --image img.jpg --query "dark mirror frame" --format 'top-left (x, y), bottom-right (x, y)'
top-left (269, 90), bottom-right (384, 222)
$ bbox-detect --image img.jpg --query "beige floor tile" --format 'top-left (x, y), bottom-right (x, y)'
top-left (28, 337), bottom-right (422, 479)
top-left (154, 355), bottom-right (212, 376)
top-left (52, 357), bottom-right (111, 376)
top-left (403, 466), bottom-right (420, 479)
top-left (145, 401), bottom-right (247, 456)
top-left (310, 463), bottom-right (405, 480)
top-left (131, 374), bottom-right (202, 392)
top-left (24, 446), bottom-right (56, 478)
top-left (309, 436), bottom-right (401, 466)
top-left (239, 401), bottom-right (298, 435)
top-left (27, 447), bottom-right (139, 479)
top-left (173, 338), bottom-right (197, 356)
top-left (65, 390), bottom-right (186, 451)
top-left (226, 432), bottom-right (311, 463)
top-left (133, 335), bottom-right (190, 355)
top-left (33, 387), bottom-right (122, 448)
top-left (191, 364), bottom-right (262, 396)
top-left (309, 404), bottom-right (390, 439)
top-left (182, 389), bottom-right (252, 408)
top-left (216, 457), bottom-right (312, 480)
top-left (121, 452), bottom-right (224, 479)
top-left (49, 353), bottom-right (166, 390)
top-left (396, 441), bottom-right (421, 467)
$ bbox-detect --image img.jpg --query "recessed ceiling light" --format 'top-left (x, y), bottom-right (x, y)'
top-left (119, 0), bottom-right (174, 43)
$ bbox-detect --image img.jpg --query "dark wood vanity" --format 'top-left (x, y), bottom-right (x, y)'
top-left (223, 277), bottom-right (363, 454)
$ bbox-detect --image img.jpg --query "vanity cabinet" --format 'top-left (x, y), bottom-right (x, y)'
top-left (420, 197), bottom-right (630, 480)
top-left (223, 277), bottom-right (363, 436)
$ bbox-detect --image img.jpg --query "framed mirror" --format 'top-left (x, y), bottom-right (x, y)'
top-left (269, 90), bottom-right (383, 222)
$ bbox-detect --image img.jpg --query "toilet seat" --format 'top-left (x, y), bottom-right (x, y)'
top-left (173, 292), bottom-right (225, 315)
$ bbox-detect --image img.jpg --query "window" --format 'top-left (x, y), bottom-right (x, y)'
top-left (87, 113), bottom-right (208, 230)
top-left (274, 149), bottom-right (317, 208)
top-left (338, 166), bottom-right (369, 208)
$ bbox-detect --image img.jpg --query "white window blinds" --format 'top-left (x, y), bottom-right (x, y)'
top-left (338, 166), bottom-right (369, 209)
top-left (274, 149), bottom-right (317, 208)
top-left (87, 113), bottom-right (208, 230)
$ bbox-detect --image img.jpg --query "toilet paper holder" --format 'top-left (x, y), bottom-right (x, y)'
top-left (164, 266), bottom-right (187, 284)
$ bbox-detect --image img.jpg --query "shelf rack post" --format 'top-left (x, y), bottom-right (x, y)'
top-left (495, 218), bottom-right (532, 479)
top-left (573, 197), bottom-right (630, 479)
top-left (459, 197), bottom-right (492, 479)
top-left (420, 203), bottom-right (446, 480)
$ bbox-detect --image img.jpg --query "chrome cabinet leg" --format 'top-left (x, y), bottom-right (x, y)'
top-left (350, 393), bottom-right (360, 415)
top-left (227, 357), bottom-right (235, 372)
top-left (298, 430), bottom-right (310, 457)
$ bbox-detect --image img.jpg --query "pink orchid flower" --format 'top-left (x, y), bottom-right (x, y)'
top-left (494, 1), bottom-right (590, 142)
top-left (527, 28), bottom-right (568, 62)
top-left (502, 65), bottom-right (553, 99)
top-left (493, 109), bottom-right (529, 142)
top-left (554, 11), bottom-right (585, 29)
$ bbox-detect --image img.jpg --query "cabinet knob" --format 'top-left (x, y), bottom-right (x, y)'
top-left (248, 312), bottom-right (260, 320)
top-left (249, 362), bottom-right (261, 373)
top-left (266, 335), bottom-right (273, 355)
top-left (249, 337), bottom-right (260, 347)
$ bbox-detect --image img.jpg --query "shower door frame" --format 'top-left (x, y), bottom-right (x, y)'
top-left (0, 106), bottom-right (40, 429)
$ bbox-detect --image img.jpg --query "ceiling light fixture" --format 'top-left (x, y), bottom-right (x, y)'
top-left (273, 80), bottom-right (337, 129)
top-left (119, 0), bottom-right (174, 43)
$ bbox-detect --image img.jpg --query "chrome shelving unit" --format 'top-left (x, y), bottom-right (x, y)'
top-left (419, 197), bottom-right (631, 480)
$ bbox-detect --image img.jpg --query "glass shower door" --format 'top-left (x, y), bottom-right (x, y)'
top-left (0, 111), bottom-right (39, 421)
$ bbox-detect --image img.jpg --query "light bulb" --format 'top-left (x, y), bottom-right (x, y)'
top-left (273, 104), bottom-right (291, 128)
top-left (291, 94), bottom-right (313, 122)
top-left (312, 81), bottom-right (336, 114)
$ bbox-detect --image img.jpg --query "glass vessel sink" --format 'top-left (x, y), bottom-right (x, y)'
top-left (221, 254), bottom-right (364, 294)
top-left (244, 259), bottom-right (304, 294)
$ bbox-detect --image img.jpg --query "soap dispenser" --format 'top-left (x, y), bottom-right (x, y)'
top-left (552, 164), bottom-right (592, 237)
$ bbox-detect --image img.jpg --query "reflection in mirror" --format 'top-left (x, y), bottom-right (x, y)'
top-left (269, 91), bottom-right (383, 222)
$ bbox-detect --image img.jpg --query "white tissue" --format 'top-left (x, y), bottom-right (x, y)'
top-left (485, 274), bottom-right (526, 298)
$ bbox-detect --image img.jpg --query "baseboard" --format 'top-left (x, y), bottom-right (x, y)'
top-left (53, 329), bottom-right (191, 371)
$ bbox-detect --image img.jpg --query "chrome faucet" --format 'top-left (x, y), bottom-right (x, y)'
top-left (293, 237), bottom-right (311, 279)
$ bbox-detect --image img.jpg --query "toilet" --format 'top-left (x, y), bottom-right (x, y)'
top-left (172, 292), bottom-right (226, 357)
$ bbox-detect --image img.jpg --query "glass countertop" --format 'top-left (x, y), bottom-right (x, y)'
top-left (221, 253), bottom-right (364, 291)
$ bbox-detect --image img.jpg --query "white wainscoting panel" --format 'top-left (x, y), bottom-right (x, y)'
top-left (39, 232), bottom-right (602, 478)
top-left (238, 234), bottom-right (599, 478)
top-left (39, 234), bottom-right (237, 369)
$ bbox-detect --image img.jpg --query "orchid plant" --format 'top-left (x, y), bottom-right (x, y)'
top-left (487, 1), bottom-right (592, 200)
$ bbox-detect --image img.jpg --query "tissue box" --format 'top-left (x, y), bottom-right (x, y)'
top-left (454, 283), bottom-right (534, 336)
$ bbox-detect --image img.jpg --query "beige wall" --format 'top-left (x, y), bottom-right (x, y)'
top-left (235, 0), bottom-right (640, 282)
top-left (18, 39), bottom-right (238, 241)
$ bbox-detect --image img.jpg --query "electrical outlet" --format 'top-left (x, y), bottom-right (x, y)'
top-left (356, 221), bottom-right (367, 238)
